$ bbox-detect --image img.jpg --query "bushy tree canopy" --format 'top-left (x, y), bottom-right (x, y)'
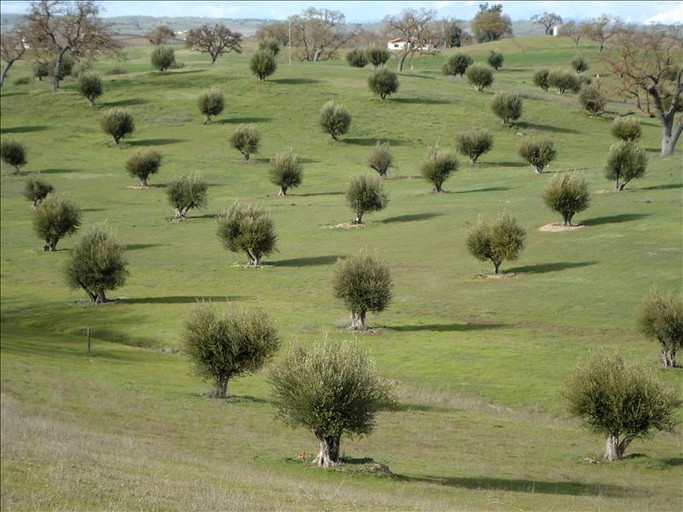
top-left (368, 68), bottom-right (399, 100)
top-left (23, 175), bottom-right (53, 209)
top-left (578, 84), bottom-right (607, 116)
top-left (269, 340), bottom-right (396, 466)
top-left (198, 88), bottom-right (224, 123)
top-left (333, 250), bottom-right (393, 330)
top-left (101, 108), bottom-right (134, 145)
top-left (471, 3), bottom-right (513, 43)
top-left (638, 290), bottom-right (683, 368)
top-left (491, 92), bottom-right (522, 124)
top-left (466, 63), bottom-right (495, 92)
top-left (518, 138), bottom-right (557, 173)
top-left (183, 302), bottom-right (279, 399)
top-left (533, 68), bottom-right (550, 91)
top-left (442, 53), bottom-right (473, 77)
top-left (611, 117), bottom-right (642, 142)
top-left (564, 352), bottom-right (681, 461)
top-left (368, 142), bottom-right (394, 177)
top-left (466, 213), bottom-right (526, 274)
top-left (63, 225), bottom-right (128, 303)
top-left (216, 202), bottom-right (278, 266)
top-left (166, 173), bottom-right (208, 219)
top-left (76, 72), bottom-right (102, 106)
top-left (0, 139), bottom-right (27, 173)
top-left (542, 172), bottom-right (591, 226)
top-left (150, 45), bottom-right (175, 71)
top-left (548, 69), bottom-right (581, 94)
top-left (456, 128), bottom-right (493, 164)
top-left (33, 193), bottom-right (81, 252)
top-left (125, 149), bottom-right (162, 188)
top-left (319, 101), bottom-right (351, 141)
top-left (345, 174), bottom-right (389, 224)
top-left (487, 49), bottom-right (504, 70)
top-left (366, 47), bottom-right (391, 67)
top-left (420, 145), bottom-right (460, 193)
top-left (229, 124), bottom-right (261, 161)
top-left (346, 48), bottom-right (367, 68)
top-left (185, 23), bottom-right (242, 64)
top-left (250, 50), bottom-right (277, 81)
top-left (604, 141), bottom-right (647, 190)
top-left (269, 149), bottom-right (303, 196)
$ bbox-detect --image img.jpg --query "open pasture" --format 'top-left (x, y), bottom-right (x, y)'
top-left (1, 36), bottom-right (682, 510)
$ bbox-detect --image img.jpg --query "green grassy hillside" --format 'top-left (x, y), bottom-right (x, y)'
top-left (2, 37), bottom-right (681, 510)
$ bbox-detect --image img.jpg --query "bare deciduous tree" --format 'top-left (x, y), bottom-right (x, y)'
top-left (383, 8), bottom-right (435, 72)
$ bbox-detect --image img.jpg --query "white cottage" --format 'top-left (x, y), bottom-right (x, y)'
top-left (387, 38), bottom-right (408, 50)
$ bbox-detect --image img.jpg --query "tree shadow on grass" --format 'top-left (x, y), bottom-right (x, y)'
top-left (484, 161), bottom-right (528, 168)
top-left (391, 97), bottom-right (450, 105)
top-left (345, 137), bottom-right (406, 146)
top-left (582, 213), bottom-right (649, 226)
top-left (218, 117), bottom-right (272, 124)
top-left (99, 98), bottom-right (149, 107)
top-left (380, 213), bottom-right (442, 223)
top-left (516, 121), bottom-right (580, 134)
top-left (396, 474), bottom-right (641, 498)
top-left (122, 295), bottom-right (238, 305)
top-left (40, 168), bottom-right (79, 174)
top-left (641, 183), bottom-right (683, 191)
top-left (507, 261), bottom-right (597, 274)
top-left (126, 243), bottom-right (161, 250)
top-left (390, 323), bottom-right (509, 333)
top-left (455, 186), bottom-right (511, 194)
top-left (298, 191), bottom-right (344, 197)
top-left (0, 125), bottom-right (49, 134)
top-left (128, 138), bottom-right (186, 146)
top-left (273, 255), bottom-right (342, 267)
top-left (271, 78), bottom-right (321, 85)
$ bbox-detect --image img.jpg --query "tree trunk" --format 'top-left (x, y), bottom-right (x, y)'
top-left (604, 434), bottom-right (630, 461)
top-left (312, 432), bottom-right (340, 467)
top-left (1, 60), bottom-right (16, 88)
top-left (563, 213), bottom-right (573, 226)
top-left (661, 346), bottom-right (678, 368)
top-left (661, 118), bottom-right (682, 156)
top-left (353, 211), bottom-right (363, 224)
top-left (350, 310), bottom-right (367, 330)
top-left (397, 51), bottom-right (408, 72)
top-left (493, 260), bottom-right (501, 274)
top-left (95, 289), bottom-right (107, 303)
top-left (204, 113), bottom-right (211, 124)
top-left (278, 187), bottom-right (287, 197)
top-left (214, 375), bottom-right (229, 398)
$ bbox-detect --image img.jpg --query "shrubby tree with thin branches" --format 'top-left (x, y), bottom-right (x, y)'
top-left (333, 250), bottom-right (393, 330)
top-left (638, 290), bottom-right (683, 368)
top-left (442, 53), bottom-right (473, 77)
top-left (366, 47), bottom-right (391, 68)
top-left (368, 68), bottom-right (399, 100)
top-left (571, 55), bottom-right (590, 74)
top-left (542, 172), bottom-right (591, 226)
top-left (518, 138), bottom-right (557, 173)
top-left (150, 45), bottom-right (175, 71)
top-left (230, 124), bottom-right (260, 161)
top-left (198, 88), bottom-right (224, 124)
top-left (533, 68), bottom-right (550, 91)
top-left (604, 141), bottom-right (647, 190)
top-left (611, 117), bottom-right (641, 142)
top-left (466, 213), bottom-right (526, 274)
top-left (126, 149), bottom-right (162, 188)
top-left (76, 72), bottom-right (102, 106)
top-left (216, 202), bottom-right (277, 267)
top-left (269, 340), bottom-right (396, 466)
top-left (487, 49), bottom-right (504, 70)
top-left (491, 92), bottom-right (522, 125)
top-left (346, 174), bottom-right (389, 224)
top-left (1, 139), bottom-right (27, 174)
top-left (420, 145), bottom-right (460, 193)
top-left (456, 128), bottom-right (493, 164)
top-left (564, 352), bottom-right (681, 461)
top-left (368, 142), bottom-right (393, 177)
top-left (33, 193), bottom-right (81, 252)
top-left (319, 101), bottom-right (351, 141)
top-left (250, 50), bottom-right (277, 81)
top-left (346, 48), bottom-right (367, 68)
top-left (466, 63), bottom-right (494, 92)
top-left (23, 175), bottom-right (54, 209)
top-left (101, 108), bottom-right (134, 145)
top-left (578, 84), bottom-right (607, 116)
top-left (269, 149), bottom-right (303, 196)
top-left (548, 69), bottom-right (581, 94)
top-left (63, 225), bottom-right (128, 303)
top-left (167, 173), bottom-right (208, 219)
top-left (182, 302), bottom-right (279, 399)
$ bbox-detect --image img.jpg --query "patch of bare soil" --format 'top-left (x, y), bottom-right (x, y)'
top-left (476, 272), bottom-right (517, 280)
top-left (330, 222), bottom-right (365, 229)
top-left (539, 223), bottom-right (586, 232)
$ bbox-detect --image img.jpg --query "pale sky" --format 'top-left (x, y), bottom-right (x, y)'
top-left (1, 1), bottom-right (682, 24)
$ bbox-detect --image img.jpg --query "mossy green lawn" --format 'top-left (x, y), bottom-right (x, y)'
top-left (2, 36), bottom-right (681, 510)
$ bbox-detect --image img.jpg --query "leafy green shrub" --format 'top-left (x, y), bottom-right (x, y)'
top-left (366, 47), bottom-right (391, 67)
top-left (548, 69), bottom-right (581, 94)
top-left (533, 68), bottom-right (550, 91)
top-left (332, 250), bottom-right (393, 330)
top-left (166, 173), bottom-right (208, 219)
top-left (126, 149), bottom-right (162, 187)
top-left (345, 174), bottom-right (389, 224)
top-left (542, 172), bottom-right (591, 226)
top-left (578, 84), bottom-right (606, 116)
top-left (638, 290), bottom-right (683, 368)
top-left (604, 141), bottom-right (647, 190)
top-left (442, 53), bottom-right (473, 77)
top-left (466, 213), bottom-right (526, 274)
top-left (563, 352), bottom-right (681, 461)
top-left (229, 124), bottom-right (260, 161)
top-left (346, 48), bottom-right (368, 68)
top-left (611, 117), bottom-right (642, 142)
top-left (258, 38), bottom-right (280, 55)
top-left (76, 72), bottom-right (102, 106)
top-left (518, 138), bottom-right (557, 173)
top-left (63, 225), bottom-right (128, 303)
top-left (105, 66), bottom-right (127, 75)
top-left (250, 50), bottom-right (277, 81)
top-left (198, 88), bottom-right (224, 123)
top-left (491, 92), bottom-right (523, 125)
top-left (183, 302), bottom-right (279, 399)
top-left (150, 45), bottom-right (175, 71)
top-left (319, 101), bottom-right (351, 141)
top-left (101, 108), bottom-right (134, 145)
top-left (368, 68), bottom-right (399, 100)
top-left (33, 193), bottom-right (81, 252)
top-left (466, 63), bottom-right (495, 92)
top-left (456, 128), bottom-right (493, 164)
top-left (13, 76), bottom-right (31, 85)
top-left (33, 60), bottom-right (50, 81)
top-left (487, 49), bottom-right (504, 70)
top-left (1, 139), bottom-right (27, 173)
top-left (269, 149), bottom-right (303, 196)
top-left (368, 142), bottom-right (393, 177)
top-left (216, 202), bottom-right (277, 266)
top-left (269, 339), bottom-right (396, 466)
top-left (571, 55), bottom-right (590, 74)
top-left (420, 145), bottom-right (460, 193)
top-left (23, 175), bottom-right (54, 209)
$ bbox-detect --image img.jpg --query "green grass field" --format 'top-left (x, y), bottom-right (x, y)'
top-left (2, 36), bottom-right (682, 511)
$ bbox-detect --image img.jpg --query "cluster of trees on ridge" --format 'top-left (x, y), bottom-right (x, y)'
top-left (1, 0), bottom-right (682, 468)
